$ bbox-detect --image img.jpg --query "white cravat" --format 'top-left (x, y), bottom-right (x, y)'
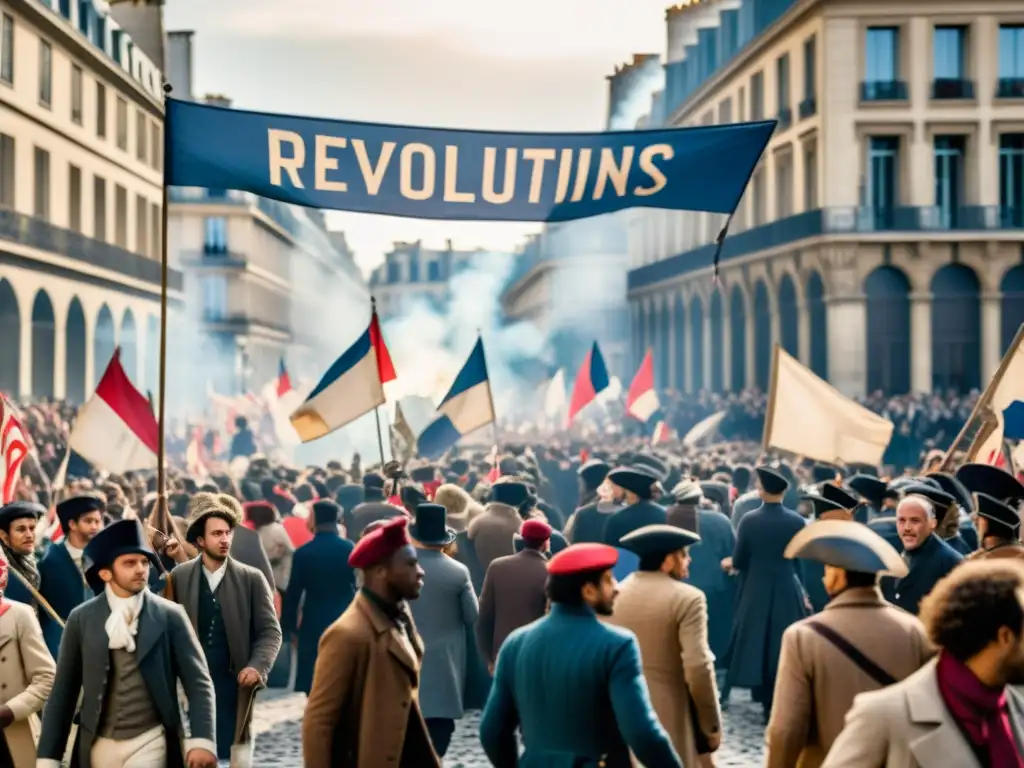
top-left (104, 584), bottom-right (143, 652)
top-left (65, 542), bottom-right (84, 571)
top-left (203, 563), bottom-right (227, 592)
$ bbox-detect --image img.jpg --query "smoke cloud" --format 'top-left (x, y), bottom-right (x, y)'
top-left (607, 61), bottom-right (664, 131)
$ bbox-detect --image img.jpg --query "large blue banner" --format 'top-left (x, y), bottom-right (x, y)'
top-left (165, 98), bottom-right (774, 222)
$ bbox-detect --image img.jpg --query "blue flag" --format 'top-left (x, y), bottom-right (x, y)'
top-left (166, 99), bottom-right (774, 222)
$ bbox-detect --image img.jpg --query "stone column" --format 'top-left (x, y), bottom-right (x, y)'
top-left (909, 292), bottom-right (933, 393)
top-left (18, 306), bottom-right (31, 399)
top-left (53, 302), bottom-right (67, 401)
top-left (681, 293), bottom-right (692, 393)
top-left (703, 300), bottom-right (713, 391)
top-left (823, 246), bottom-right (868, 396)
top-left (744, 302), bottom-right (756, 390)
top-left (722, 293), bottom-right (733, 392)
top-left (981, 292), bottom-right (1002, 384)
top-left (797, 299), bottom-right (811, 366)
top-left (666, 295), bottom-right (677, 390)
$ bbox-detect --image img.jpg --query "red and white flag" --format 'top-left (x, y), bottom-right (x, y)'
top-left (0, 397), bottom-right (28, 504)
top-left (486, 445), bottom-right (500, 483)
top-left (651, 420), bottom-right (673, 445)
top-left (626, 349), bottom-right (660, 422)
top-left (59, 348), bottom-right (159, 479)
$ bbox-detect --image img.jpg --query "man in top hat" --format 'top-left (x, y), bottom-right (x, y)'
top-left (722, 466), bottom-right (809, 722)
top-left (349, 472), bottom-right (403, 539)
top-left (565, 459), bottom-right (618, 544)
top-left (38, 494), bottom-right (104, 659)
top-left (281, 500), bottom-right (357, 696)
top-left (0, 502), bottom-right (43, 609)
top-left (798, 483), bottom-right (859, 613)
top-left (468, 479), bottom-right (533, 576)
top-left (477, 519), bottom-right (552, 674)
top-left (37, 519), bottom-right (218, 768)
top-left (602, 466), bottom-right (666, 548)
top-left (609, 524), bottom-right (722, 767)
top-left (302, 516), bottom-right (441, 768)
top-left (766, 520), bottom-right (933, 768)
top-left (480, 543), bottom-right (682, 768)
top-left (165, 493), bottom-right (282, 762)
top-left (967, 494), bottom-right (1024, 561)
top-left (407, 503), bottom-right (478, 757)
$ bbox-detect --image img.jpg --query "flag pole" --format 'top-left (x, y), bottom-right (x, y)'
top-left (478, 330), bottom-right (500, 455)
top-left (370, 297), bottom-right (387, 469)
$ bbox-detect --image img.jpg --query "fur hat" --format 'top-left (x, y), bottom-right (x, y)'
top-left (185, 493), bottom-right (243, 544)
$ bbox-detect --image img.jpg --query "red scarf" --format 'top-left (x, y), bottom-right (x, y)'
top-left (936, 651), bottom-right (1024, 768)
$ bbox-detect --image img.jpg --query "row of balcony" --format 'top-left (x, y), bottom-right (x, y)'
top-left (858, 77), bottom-right (1024, 103)
top-left (627, 204), bottom-right (1024, 291)
top-left (0, 209), bottom-right (183, 291)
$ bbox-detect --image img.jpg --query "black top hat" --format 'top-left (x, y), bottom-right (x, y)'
top-left (83, 519), bottom-right (161, 593)
top-left (975, 492), bottom-right (1021, 533)
top-left (578, 459), bottom-right (611, 490)
top-left (489, 481), bottom-right (530, 508)
top-left (410, 503), bottom-right (456, 547)
top-left (821, 482), bottom-right (860, 510)
top-left (409, 466), bottom-right (437, 484)
top-left (956, 463), bottom-right (1024, 504)
top-left (56, 494), bottom-right (105, 529)
top-left (607, 467), bottom-right (658, 499)
top-left (0, 501), bottom-right (44, 532)
top-left (755, 466), bottom-right (789, 495)
top-left (620, 524), bottom-right (700, 558)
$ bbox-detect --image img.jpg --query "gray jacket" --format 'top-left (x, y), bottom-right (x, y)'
top-left (37, 591), bottom-right (217, 768)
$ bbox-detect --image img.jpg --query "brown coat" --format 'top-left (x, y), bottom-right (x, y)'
top-left (467, 503), bottom-right (522, 574)
top-left (965, 541), bottom-right (1024, 562)
top-left (301, 593), bottom-right (442, 768)
top-left (0, 601), bottom-right (54, 768)
top-left (476, 548), bottom-right (548, 665)
top-left (765, 586), bottom-right (934, 768)
top-left (605, 571), bottom-right (720, 767)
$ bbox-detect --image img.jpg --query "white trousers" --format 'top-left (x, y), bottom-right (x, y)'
top-left (90, 725), bottom-right (167, 768)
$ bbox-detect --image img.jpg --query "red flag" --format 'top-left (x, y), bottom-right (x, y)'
top-left (0, 397), bottom-right (28, 504)
top-left (369, 310), bottom-right (397, 383)
top-left (277, 358), bottom-right (293, 398)
top-left (626, 349), bottom-right (660, 422)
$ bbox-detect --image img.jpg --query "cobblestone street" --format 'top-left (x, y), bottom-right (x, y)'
top-left (251, 689), bottom-right (766, 766)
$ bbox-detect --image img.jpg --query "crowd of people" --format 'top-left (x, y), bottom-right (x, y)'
top-left (0, 391), bottom-right (1020, 767)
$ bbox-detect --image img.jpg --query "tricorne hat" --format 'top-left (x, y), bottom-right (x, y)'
top-left (619, 523), bottom-right (700, 558)
top-left (974, 492), bottom-right (1021, 532)
top-left (755, 466), bottom-right (789, 495)
top-left (607, 467), bottom-right (658, 499)
top-left (820, 482), bottom-right (860, 511)
top-left (784, 519), bottom-right (907, 577)
top-left (185, 493), bottom-right (243, 544)
top-left (956, 463), bottom-right (1024, 503)
top-left (83, 519), bottom-right (162, 593)
top-left (409, 503), bottom-right (456, 547)
top-left (800, 493), bottom-right (852, 522)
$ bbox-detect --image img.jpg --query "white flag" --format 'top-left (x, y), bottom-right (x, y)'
top-left (544, 369), bottom-right (567, 421)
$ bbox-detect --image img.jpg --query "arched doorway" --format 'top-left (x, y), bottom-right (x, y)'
top-left (709, 289), bottom-right (724, 391)
top-left (94, 305), bottom-right (116, 386)
top-left (754, 280), bottom-right (772, 389)
top-left (689, 295), bottom-right (705, 391)
top-left (673, 294), bottom-right (686, 390)
top-left (777, 273), bottom-right (799, 357)
top-left (0, 280), bottom-right (19, 397)
top-left (31, 290), bottom-right (55, 399)
top-left (806, 271), bottom-right (828, 379)
top-left (65, 298), bottom-right (87, 404)
top-left (931, 264), bottom-right (980, 392)
top-left (1001, 265), bottom-right (1024, 352)
top-left (120, 309), bottom-right (138, 385)
top-left (864, 266), bottom-right (911, 393)
top-left (658, 301), bottom-right (671, 389)
top-left (730, 284), bottom-right (747, 390)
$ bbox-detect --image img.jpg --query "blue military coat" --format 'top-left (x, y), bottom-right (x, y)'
top-left (38, 541), bottom-right (92, 659)
top-left (684, 507), bottom-right (737, 661)
top-left (281, 531), bottom-right (357, 694)
top-left (724, 501), bottom-right (809, 690)
top-left (480, 603), bottom-right (682, 768)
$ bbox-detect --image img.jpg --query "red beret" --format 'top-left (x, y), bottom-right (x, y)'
top-left (348, 517), bottom-right (411, 569)
top-left (520, 519), bottom-right (552, 542)
top-left (547, 543), bottom-right (618, 576)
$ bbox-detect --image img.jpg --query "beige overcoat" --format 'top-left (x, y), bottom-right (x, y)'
top-left (606, 570), bottom-right (721, 767)
top-left (0, 601), bottom-right (55, 768)
top-left (765, 586), bottom-right (934, 768)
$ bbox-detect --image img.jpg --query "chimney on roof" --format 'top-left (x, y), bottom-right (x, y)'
top-left (107, 0), bottom-right (167, 70)
top-left (166, 30), bottom-right (194, 100)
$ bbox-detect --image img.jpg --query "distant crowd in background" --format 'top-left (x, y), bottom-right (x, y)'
top-left (7, 385), bottom-right (983, 493)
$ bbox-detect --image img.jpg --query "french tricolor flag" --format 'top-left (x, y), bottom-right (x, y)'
top-left (290, 307), bottom-right (396, 442)
top-left (61, 348), bottom-right (159, 477)
top-left (277, 357), bottom-right (293, 398)
top-left (567, 342), bottom-right (609, 426)
top-left (626, 349), bottom-right (661, 422)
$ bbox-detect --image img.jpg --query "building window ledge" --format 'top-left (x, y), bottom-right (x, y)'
top-left (931, 78), bottom-right (975, 101)
top-left (798, 96), bottom-right (817, 120)
top-left (860, 80), bottom-right (909, 104)
top-left (776, 106), bottom-right (793, 131)
top-left (996, 78), bottom-right (1024, 100)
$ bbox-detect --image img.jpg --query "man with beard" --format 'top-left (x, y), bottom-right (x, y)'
top-left (880, 495), bottom-right (963, 615)
top-left (609, 524), bottom-right (722, 767)
top-left (38, 494), bottom-right (104, 659)
top-left (766, 520), bottom-right (932, 768)
top-left (37, 519), bottom-right (217, 768)
top-left (480, 543), bottom-right (682, 768)
top-left (825, 560), bottom-right (1024, 766)
top-left (564, 459), bottom-right (617, 544)
top-left (0, 502), bottom-right (43, 608)
top-left (166, 494), bottom-right (282, 764)
top-left (302, 516), bottom-right (441, 768)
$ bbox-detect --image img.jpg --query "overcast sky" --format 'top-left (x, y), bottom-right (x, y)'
top-left (162, 0), bottom-right (675, 273)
